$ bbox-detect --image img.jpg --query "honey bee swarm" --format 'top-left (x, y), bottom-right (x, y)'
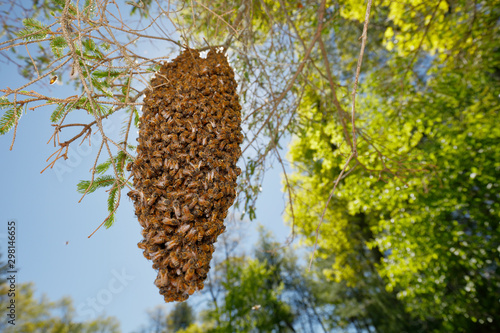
top-left (128, 48), bottom-right (243, 302)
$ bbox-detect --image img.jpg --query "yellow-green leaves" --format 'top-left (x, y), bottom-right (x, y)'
top-left (16, 18), bottom-right (49, 41)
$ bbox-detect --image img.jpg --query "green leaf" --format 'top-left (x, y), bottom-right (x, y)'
top-left (133, 107), bottom-right (140, 126)
top-left (50, 103), bottom-right (66, 123)
top-left (22, 18), bottom-right (45, 30)
top-left (0, 106), bottom-right (23, 135)
top-left (50, 36), bottom-right (67, 58)
top-left (83, 0), bottom-right (97, 18)
top-left (114, 150), bottom-right (127, 174)
top-left (15, 18), bottom-right (49, 41)
top-left (106, 184), bottom-right (121, 228)
top-left (76, 175), bottom-right (114, 194)
top-left (53, 0), bottom-right (78, 16)
top-left (82, 38), bottom-right (103, 59)
top-left (92, 69), bottom-right (123, 79)
top-left (95, 160), bottom-right (111, 174)
top-left (121, 77), bottom-right (130, 97)
top-left (0, 97), bottom-right (12, 110)
top-left (91, 77), bottom-right (113, 98)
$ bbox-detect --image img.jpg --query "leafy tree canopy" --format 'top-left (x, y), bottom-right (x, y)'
top-left (285, 0), bottom-right (500, 331)
top-left (0, 282), bottom-right (120, 333)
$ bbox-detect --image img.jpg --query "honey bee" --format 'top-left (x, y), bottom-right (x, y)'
top-left (169, 252), bottom-right (180, 267)
top-left (226, 142), bottom-right (238, 151)
top-left (190, 160), bottom-right (202, 171)
top-left (207, 169), bottom-right (215, 182)
top-left (182, 258), bottom-right (195, 272)
top-left (49, 75), bottom-right (58, 85)
top-left (197, 280), bottom-right (205, 290)
top-left (161, 254), bottom-right (171, 267)
top-left (177, 223), bottom-right (191, 235)
top-left (150, 114), bottom-right (160, 126)
top-left (206, 188), bottom-right (215, 200)
top-left (207, 141), bottom-right (219, 152)
top-left (198, 195), bottom-right (210, 207)
top-left (206, 156), bottom-right (217, 169)
top-left (199, 243), bottom-right (213, 253)
top-left (188, 195), bottom-right (198, 210)
top-left (156, 175), bottom-right (168, 188)
top-left (186, 181), bottom-right (198, 190)
top-left (163, 226), bottom-right (175, 234)
top-left (166, 237), bottom-right (180, 250)
top-left (137, 240), bottom-right (147, 250)
top-left (156, 197), bottom-right (169, 211)
top-left (151, 231), bottom-right (167, 244)
top-left (147, 193), bottom-right (160, 206)
top-left (145, 168), bottom-right (155, 178)
top-left (154, 270), bottom-right (169, 288)
top-left (215, 191), bottom-right (223, 200)
top-left (142, 228), bottom-right (155, 239)
top-left (192, 208), bottom-right (203, 217)
top-left (205, 225), bottom-right (220, 237)
top-left (197, 228), bottom-right (205, 242)
top-left (185, 227), bottom-right (198, 243)
top-left (164, 295), bottom-right (176, 303)
top-left (151, 158), bottom-right (162, 169)
top-left (192, 257), bottom-right (201, 269)
top-left (150, 250), bottom-right (164, 262)
top-left (180, 251), bottom-right (192, 261)
top-left (187, 148), bottom-right (196, 161)
top-left (196, 267), bottom-right (208, 276)
top-left (170, 142), bottom-right (183, 153)
top-left (170, 275), bottom-right (179, 287)
top-left (219, 140), bottom-right (228, 150)
top-left (162, 216), bottom-right (179, 226)
top-left (137, 217), bottom-right (149, 229)
top-left (214, 111), bottom-right (223, 121)
top-left (181, 205), bottom-right (194, 222)
top-left (182, 168), bottom-right (194, 177)
top-left (163, 159), bottom-right (171, 169)
top-left (169, 168), bottom-right (178, 178)
top-left (173, 200), bottom-right (181, 218)
top-left (186, 284), bottom-right (196, 295)
top-left (173, 177), bottom-right (183, 188)
top-left (179, 131), bottom-right (190, 143)
top-left (185, 267), bottom-right (195, 281)
top-left (143, 138), bottom-right (153, 149)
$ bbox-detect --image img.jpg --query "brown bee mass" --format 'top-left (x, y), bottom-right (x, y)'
top-left (128, 48), bottom-right (243, 302)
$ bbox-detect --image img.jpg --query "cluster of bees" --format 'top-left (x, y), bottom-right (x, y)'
top-left (127, 48), bottom-right (243, 302)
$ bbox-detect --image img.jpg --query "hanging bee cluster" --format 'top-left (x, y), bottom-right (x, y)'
top-left (127, 48), bottom-right (243, 302)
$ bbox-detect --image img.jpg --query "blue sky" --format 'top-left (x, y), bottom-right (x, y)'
top-left (0, 2), bottom-right (295, 330)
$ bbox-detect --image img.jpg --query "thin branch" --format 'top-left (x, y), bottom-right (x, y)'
top-left (309, 153), bottom-right (355, 270)
top-left (350, 0), bottom-right (373, 156)
top-left (242, 0), bottom-right (327, 155)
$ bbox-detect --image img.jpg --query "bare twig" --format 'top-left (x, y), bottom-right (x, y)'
top-left (309, 153), bottom-right (355, 270)
top-left (350, 0), bottom-right (373, 156)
